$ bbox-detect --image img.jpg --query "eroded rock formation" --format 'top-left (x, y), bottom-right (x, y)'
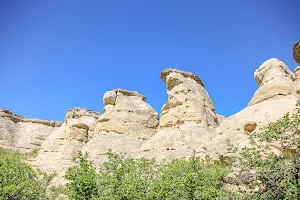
top-left (32, 108), bottom-right (100, 185)
top-left (159, 69), bottom-right (219, 128)
top-left (1, 42), bottom-right (300, 185)
top-left (139, 69), bottom-right (219, 161)
top-left (205, 57), bottom-right (300, 161)
top-left (82, 89), bottom-right (158, 166)
top-left (293, 41), bottom-right (300, 64)
top-left (248, 58), bottom-right (296, 106)
top-left (94, 88), bottom-right (158, 139)
top-left (0, 108), bottom-right (62, 151)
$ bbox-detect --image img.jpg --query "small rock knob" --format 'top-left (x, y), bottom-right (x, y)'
top-left (293, 41), bottom-right (300, 64)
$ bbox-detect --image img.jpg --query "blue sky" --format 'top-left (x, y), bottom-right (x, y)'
top-left (0, 0), bottom-right (299, 121)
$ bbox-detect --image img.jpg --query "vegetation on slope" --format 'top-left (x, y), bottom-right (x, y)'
top-left (1, 103), bottom-right (299, 199)
top-left (0, 148), bottom-right (54, 199)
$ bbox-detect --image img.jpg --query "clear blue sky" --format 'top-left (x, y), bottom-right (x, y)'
top-left (0, 0), bottom-right (299, 121)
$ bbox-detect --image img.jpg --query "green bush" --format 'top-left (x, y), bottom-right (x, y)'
top-left (227, 102), bottom-right (300, 199)
top-left (65, 152), bottom-right (98, 200)
top-left (0, 148), bottom-right (54, 199)
top-left (65, 150), bottom-right (230, 199)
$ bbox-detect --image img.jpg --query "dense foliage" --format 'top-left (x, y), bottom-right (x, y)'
top-left (65, 151), bottom-right (230, 200)
top-left (0, 148), bottom-right (53, 199)
top-left (228, 102), bottom-right (300, 199)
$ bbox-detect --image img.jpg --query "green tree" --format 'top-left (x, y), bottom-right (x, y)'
top-left (65, 150), bottom-right (230, 199)
top-left (65, 152), bottom-right (98, 200)
top-left (0, 148), bottom-right (53, 199)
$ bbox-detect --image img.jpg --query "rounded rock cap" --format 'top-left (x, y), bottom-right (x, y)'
top-left (160, 68), bottom-right (204, 86)
top-left (113, 88), bottom-right (146, 101)
top-left (293, 41), bottom-right (300, 64)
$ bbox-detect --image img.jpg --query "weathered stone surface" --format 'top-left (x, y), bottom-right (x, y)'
top-left (293, 41), bottom-right (300, 64)
top-left (32, 108), bottom-right (100, 185)
top-left (139, 69), bottom-right (218, 161)
top-left (159, 68), bottom-right (218, 128)
top-left (103, 90), bottom-right (117, 105)
top-left (139, 125), bottom-right (217, 161)
top-left (0, 108), bottom-right (62, 151)
top-left (294, 66), bottom-right (300, 95)
top-left (83, 89), bottom-right (158, 166)
top-left (64, 107), bottom-right (100, 139)
top-left (95, 89), bottom-right (158, 139)
top-left (217, 114), bottom-right (226, 124)
top-left (248, 58), bottom-right (296, 106)
top-left (206, 95), bottom-right (298, 161)
top-left (244, 122), bottom-right (257, 132)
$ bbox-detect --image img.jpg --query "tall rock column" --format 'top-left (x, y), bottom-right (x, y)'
top-left (159, 69), bottom-right (219, 128)
top-left (139, 69), bottom-right (219, 161)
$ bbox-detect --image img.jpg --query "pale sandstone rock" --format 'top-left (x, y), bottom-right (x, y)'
top-left (159, 68), bottom-right (218, 128)
top-left (217, 114), bottom-right (226, 124)
top-left (103, 90), bottom-right (117, 105)
top-left (248, 58), bottom-right (295, 106)
top-left (294, 66), bottom-right (300, 95)
top-left (206, 96), bottom-right (298, 161)
top-left (0, 108), bottom-right (62, 151)
top-left (293, 41), bottom-right (300, 64)
top-left (83, 89), bottom-right (158, 165)
top-left (32, 108), bottom-right (100, 185)
top-left (95, 88), bottom-right (158, 139)
top-left (139, 69), bottom-right (218, 161)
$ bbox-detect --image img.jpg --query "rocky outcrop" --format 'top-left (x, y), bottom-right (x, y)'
top-left (205, 57), bottom-right (300, 161)
top-left (1, 47), bottom-right (300, 185)
top-left (293, 41), bottom-right (300, 64)
top-left (208, 96), bottom-right (298, 160)
top-left (159, 69), bottom-right (218, 128)
top-left (0, 108), bottom-right (62, 151)
top-left (32, 108), bottom-right (100, 185)
top-left (82, 89), bottom-right (158, 165)
top-left (139, 69), bottom-right (218, 161)
top-left (94, 89), bottom-right (158, 139)
top-left (248, 58), bottom-right (296, 106)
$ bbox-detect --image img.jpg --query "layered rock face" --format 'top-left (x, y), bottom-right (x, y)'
top-left (82, 89), bottom-right (158, 165)
top-left (159, 69), bottom-right (219, 128)
top-left (206, 58), bottom-right (300, 160)
top-left (94, 89), bottom-right (158, 139)
top-left (32, 108), bottom-right (100, 185)
top-left (248, 58), bottom-right (296, 106)
top-left (139, 69), bottom-right (219, 161)
top-left (0, 108), bottom-right (62, 151)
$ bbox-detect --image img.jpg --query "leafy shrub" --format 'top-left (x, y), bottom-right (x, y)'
top-left (65, 150), bottom-right (230, 199)
top-left (0, 148), bottom-right (54, 199)
top-left (227, 102), bottom-right (300, 199)
top-left (65, 152), bottom-right (98, 200)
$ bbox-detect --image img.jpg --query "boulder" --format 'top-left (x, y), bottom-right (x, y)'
top-left (248, 58), bottom-right (295, 106)
top-left (293, 41), bottom-right (300, 64)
